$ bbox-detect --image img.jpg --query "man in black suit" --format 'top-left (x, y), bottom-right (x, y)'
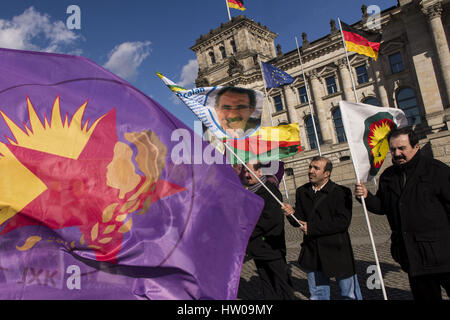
top-left (282, 156), bottom-right (362, 300)
top-left (355, 126), bottom-right (450, 300)
top-left (243, 161), bottom-right (296, 300)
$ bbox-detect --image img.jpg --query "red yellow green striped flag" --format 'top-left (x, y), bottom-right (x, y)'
top-left (223, 123), bottom-right (302, 163)
top-left (227, 0), bottom-right (246, 11)
top-left (341, 21), bottom-right (381, 61)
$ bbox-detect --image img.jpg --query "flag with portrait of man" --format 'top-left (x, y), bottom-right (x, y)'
top-left (157, 72), bottom-right (263, 139)
top-left (157, 73), bottom-right (302, 163)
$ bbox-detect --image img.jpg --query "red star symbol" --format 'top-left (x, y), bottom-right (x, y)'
top-left (1, 108), bottom-right (185, 263)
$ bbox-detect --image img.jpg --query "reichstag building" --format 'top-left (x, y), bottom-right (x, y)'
top-left (190, 0), bottom-right (449, 197)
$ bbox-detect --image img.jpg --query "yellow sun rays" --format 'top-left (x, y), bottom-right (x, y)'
top-left (0, 96), bottom-right (107, 226)
top-left (0, 96), bottom-right (105, 160)
top-left (368, 121), bottom-right (392, 167)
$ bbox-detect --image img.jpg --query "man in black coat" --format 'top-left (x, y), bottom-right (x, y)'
top-left (282, 156), bottom-right (362, 300)
top-left (355, 126), bottom-right (450, 300)
top-left (242, 161), bottom-right (296, 300)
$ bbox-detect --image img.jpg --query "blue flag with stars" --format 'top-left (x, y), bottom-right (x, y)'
top-left (261, 61), bottom-right (294, 89)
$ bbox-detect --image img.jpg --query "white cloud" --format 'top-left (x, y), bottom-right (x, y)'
top-left (178, 59), bottom-right (198, 88)
top-left (103, 41), bottom-right (151, 81)
top-left (0, 7), bottom-right (82, 53)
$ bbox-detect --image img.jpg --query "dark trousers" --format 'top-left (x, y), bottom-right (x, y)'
top-left (254, 258), bottom-right (296, 300)
top-left (408, 272), bottom-right (450, 300)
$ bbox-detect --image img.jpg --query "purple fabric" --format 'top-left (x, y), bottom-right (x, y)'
top-left (0, 48), bottom-right (263, 300)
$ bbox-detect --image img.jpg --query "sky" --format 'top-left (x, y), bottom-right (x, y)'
top-left (0, 0), bottom-right (398, 129)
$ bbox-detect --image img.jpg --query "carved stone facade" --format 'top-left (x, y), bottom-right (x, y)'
top-left (191, 0), bottom-right (450, 200)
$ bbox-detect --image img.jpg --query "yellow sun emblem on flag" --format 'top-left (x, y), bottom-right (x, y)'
top-left (364, 113), bottom-right (396, 176)
top-left (0, 96), bottom-right (103, 226)
top-left (0, 96), bottom-right (184, 263)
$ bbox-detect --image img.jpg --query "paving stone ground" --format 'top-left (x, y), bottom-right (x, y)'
top-left (237, 203), bottom-right (450, 300)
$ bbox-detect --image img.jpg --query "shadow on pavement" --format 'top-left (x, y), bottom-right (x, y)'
top-left (237, 258), bottom-right (413, 300)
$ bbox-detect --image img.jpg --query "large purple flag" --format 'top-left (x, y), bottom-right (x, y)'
top-left (0, 48), bottom-right (263, 300)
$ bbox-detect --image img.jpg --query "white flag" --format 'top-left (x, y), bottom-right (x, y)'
top-left (339, 101), bottom-right (408, 182)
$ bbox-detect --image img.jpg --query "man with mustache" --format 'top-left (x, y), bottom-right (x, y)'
top-left (282, 156), bottom-right (362, 300)
top-left (214, 87), bottom-right (259, 138)
top-left (355, 126), bottom-right (450, 300)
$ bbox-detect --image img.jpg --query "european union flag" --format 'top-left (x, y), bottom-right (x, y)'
top-left (261, 61), bottom-right (294, 89)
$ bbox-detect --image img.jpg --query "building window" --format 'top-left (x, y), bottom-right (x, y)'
top-left (396, 88), bottom-right (421, 125)
top-left (231, 40), bottom-right (237, 53)
top-left (326, 76), bottom-right (337, 94)
top-left (356, 65), bottom-right (369, 84)
top-left (362, 97), bottom-right (380, 106)
top-left (305, 115), bottom-right (323, 150)
top-left (219, 46), bottom-right (227, 59)
top-left (285, 168), bottom-right (294, 176)
top-left (298, 86), bottom-right (309, 104)
top-left (209, 51), bottom-right (216, 64)
top-left (389, 52), bottom-right (405, 74)
top-left (273, 95), bottom-right (284, 112)
top-left (332, 108), bottom-right (347, 143)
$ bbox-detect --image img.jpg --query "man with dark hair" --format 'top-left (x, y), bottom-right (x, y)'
top-left (214, 87), bottom-right (259, 137)
top-left (355, 126), bottom-right (450, 300)
top-left (282, 156), bottom-right (362, 300)
top-left (242, 161), bottom-right (296, 300)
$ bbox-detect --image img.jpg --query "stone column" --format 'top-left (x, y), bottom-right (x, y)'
top-left (337, 58), bottom-right (356, 102)
top-left (371, 59), bottom-right (390, 107)
top-left (423, 2), bottom-right (450, 108)
top-left (309, 71), bottom-right (333, 144)
top-left (283, 85), bottom-right (300, 125)
top-left (403, 4), bottom-right (444, 128)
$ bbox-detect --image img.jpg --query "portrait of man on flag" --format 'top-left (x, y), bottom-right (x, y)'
top-left (207, 86), bottom-right (263, 138)
top-left (157, 73), bottom-right (264, 139)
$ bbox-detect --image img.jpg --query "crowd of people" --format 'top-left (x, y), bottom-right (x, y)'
top-left (234, 126), bottom-right (450, 301)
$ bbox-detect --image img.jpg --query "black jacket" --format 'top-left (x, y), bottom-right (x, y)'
top-left (291, 180), bottom-right (356, 278)
top-left (364, 151), bottom-right (450, 276)
top-left (246, 182), bottom-right (287, 261)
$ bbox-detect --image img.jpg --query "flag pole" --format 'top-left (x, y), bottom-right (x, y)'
top-left (341, 108), bottom-right (388, 301)
top-left (225, 0), bottom-right (232, 21)
top-left (223, 141), bottom-right (304, 228)
top-left (337, 20), bottom-right (377, 186)
top-left (257, 57), bottom-right (291, 201)
top-left (295, 36), bottom-right (322, 156)
top-left (352, 167), bottom-right (388, 301)
top-left (257, 57), bottom-right (275, 126)
top-left (338, 18), bottom-right (359, 103)
top-left (339, 19), bottom-right (387, 299)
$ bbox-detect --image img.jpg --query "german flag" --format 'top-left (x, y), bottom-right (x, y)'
top-left (227, 0), bottom-right (246, 11)
top-left (341, 22), bottom-right (381, 60)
